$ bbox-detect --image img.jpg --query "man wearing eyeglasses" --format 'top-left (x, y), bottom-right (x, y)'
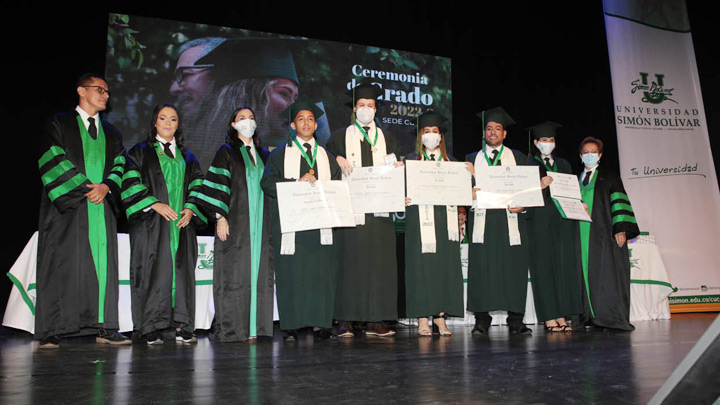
top-left (169, 37), bottom-right (225, 120)
top-left (35, 73), bottom-right (129, 348)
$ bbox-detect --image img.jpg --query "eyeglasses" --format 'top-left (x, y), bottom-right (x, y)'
top-left (81, 86), bottom-right (111, 96)
top-left (173, 64), bottom-right (214, 85)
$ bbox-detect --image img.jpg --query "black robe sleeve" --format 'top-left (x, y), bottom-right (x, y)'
top-left (121, 143), bottom-right (160, 221)
top-left (192, 145), bottom-right (234, 219)
top-left (605, 171), bottom-right (640, 239)
top-left (39, 114), bottom-right (94, 214)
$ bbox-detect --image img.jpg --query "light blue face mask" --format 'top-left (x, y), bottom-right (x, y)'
top-left (581, 153), bottom-right (600, 167)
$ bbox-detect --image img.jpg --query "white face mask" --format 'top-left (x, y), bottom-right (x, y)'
top-left (536, 141), bottom-right (555, 156)
top-left (581, 153), bottom-right (600, 167)
top-left (234, 119), bottom-right (257, 138)
top-left (422, 132), bottom-right (441, 150)
top-left (355, 106), bottom-right (375, 125)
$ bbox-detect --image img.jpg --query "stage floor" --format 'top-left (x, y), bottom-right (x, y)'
top-left (0, 313), bottom-right (716, 404)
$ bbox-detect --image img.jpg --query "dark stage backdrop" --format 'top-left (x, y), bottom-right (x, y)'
top-left (1, 1), bottom-right (717, 316)
top-left (105, 14), bottom-right (451, 170)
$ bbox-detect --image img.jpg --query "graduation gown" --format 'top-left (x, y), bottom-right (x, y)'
top-left (579, 167), bottom-right (639, 331)
top-left (194, 143), bottom-right (274, 342)
top-left (326, 126), bottom-right (399, 321)
top-left (527, 155), bottom-right (583, 322)
top-left (260, 142), bottom-right (342, 330)
top-left (465, 148), bottom-right (531, 314)
top-left (403, 152), bottom-right (464, 318)
top-left (36, 112), bottom-right (126, 339)
top-left (122, 141), bottom-right (207, 336)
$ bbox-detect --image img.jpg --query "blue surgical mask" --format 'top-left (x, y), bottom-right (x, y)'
top-left (581, 153), bottom-right (600, 167)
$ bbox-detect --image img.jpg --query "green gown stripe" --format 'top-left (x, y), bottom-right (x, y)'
top-left (156, 142), bottom-right (185, 307)
top-left (77, 115), bottom-right (108, 324)
top-left (612, 214), bottom-right (637, 225)
top-left (191, 191), bottom-right (230, 214)
top-left (579, 170), bottom-right (598, 317)
top-left (188, 179), bottom-right (203, 190)
top-left (41, 160), bottom-right (75, 185)
top-left (6, 272), bottom-right (36, 315)
top-left (121, 183), bottom-right (149, 200)
top-left (208, 166), bottom-right (232, 178)
top-left (610, 192), bottom-right (629, 202)
top-left (126, 196), bottom-right (160, 218)
top-left (39, 145), bottom-right (67, 168)
top-left (113, 156), bottom-right (126, 166)
top-left (48, 173), bottom-right (88, 201)
top-left (611, 202), bottom-right (634, 213)
top-left (123, 170), bottom-right (142, 181)
top-left (184, 202), bottom-right (207, 224)
top-left (240, 145), bottom-right (264, 337)
top-left (106, 173), bottom-right (122, 188)
top-left (203, 179), bottom-right (231, 195)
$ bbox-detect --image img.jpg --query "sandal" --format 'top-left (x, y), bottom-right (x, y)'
top-left (559, 324), bottom-right (573, 332)
top-left (544, 322), bottom-right (564, 332)
top-left (418, 318), bottom-right (432, 337)
top-left (433, 314), bottom-right (452, 336)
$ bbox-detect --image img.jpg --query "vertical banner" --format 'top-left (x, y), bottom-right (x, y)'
top-left (604, 0), bottom-right (720, 311)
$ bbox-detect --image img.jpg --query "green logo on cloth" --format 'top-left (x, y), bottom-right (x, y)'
top-left (631, 72), bottom-right (677, 104)
top-left (197, 244), bottom-right (214, 270)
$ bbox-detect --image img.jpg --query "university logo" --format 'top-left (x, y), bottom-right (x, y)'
top-left (630, 72), bottom-right (677, 104)
top-left (197, 243), bottom-right (214, 270)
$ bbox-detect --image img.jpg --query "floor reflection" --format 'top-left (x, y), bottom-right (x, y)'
top-left (0, 314), bottom-right (715, 404)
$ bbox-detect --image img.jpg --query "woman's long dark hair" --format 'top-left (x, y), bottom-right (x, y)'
top-left (148, 103), bottom-right (185, 152)
top-left (227, 106), bottom-right (260, 149)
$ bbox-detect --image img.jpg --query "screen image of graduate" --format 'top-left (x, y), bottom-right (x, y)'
top-left (170, 37), bottom-right (305, 168)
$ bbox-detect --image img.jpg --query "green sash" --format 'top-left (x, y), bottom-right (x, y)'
top-left (579, 170), bottom-right (598, 317)
top-left (534, 155), bottom-right (557, 172)
top-left (421, 150), bottom-right (443, 161)
top-left (156, 142), bottom-right (186, 308)
top-left (77, 115), bottom-right (108, 324)
top-left (240, 145), bottom-right (265, 337)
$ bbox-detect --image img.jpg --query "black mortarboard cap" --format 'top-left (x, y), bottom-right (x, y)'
top-left (476, 107), bottom-right (516, 129)
top-left (526, 121), bottom-right (562, 140)
top-left (417, 110), bottom-right (446, 129)
top-left (282, 95), bottom-right (325, 121)
top-left (348, 82), bottom-right (383, 103)
top-left (196, 37), bottom-right (303, 85)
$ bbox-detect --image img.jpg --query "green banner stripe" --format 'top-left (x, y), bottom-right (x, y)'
top-left (610, 192), bottom-right (630, 202)
top-left (189, 179), bottom-right (204, 190)
top-left (113, 156), bottom-right (126, 166)
top-left (28, 283), bottom-right (36, 290)
top-left (121, 183), bottom-right (148, 200)
top-left (41, 160), bottom-right (75, 187)
top-left (203, 179), bottom-right (231, 195)
top-left (612, 214), bottom-right (637, 225)
top-left (194, 193), bottom-right (229, 214)
top-left (107, 173), bottom-right (122, 188)
top-left (48, 173), bottom-right (87, 201)
top-left (612, 202), bottom-right (634, 213)
top-left (630, 279), bottom-right (673, 289)
top-left (119, 280), bottom-right (130, 285)
top-left (126, 196), bottom-right (160, 218)
top-left (184, 202), bottom-right (208, 224)
top-left (38, 146), bottom-right (66, 169)
top-left (6, 272), bottom-right (35, 315)
top-left (122, 170), bottom-right (141, 181)
top-left (208, 166), bottom-right (231, 178)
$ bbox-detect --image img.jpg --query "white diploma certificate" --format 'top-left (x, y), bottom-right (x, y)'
top-left (547, 172), bottom-right (592, 222)
top-left (276, 180), bottom-right (356, 233)
top-left (475, 166), bottom-right (544, 209)
top-left (344, 165), bottom-right (406, 214)
top-left (405, 160), bottom-right (473, 206)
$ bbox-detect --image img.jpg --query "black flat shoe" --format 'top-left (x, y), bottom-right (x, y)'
top-left (283, 330), bottom-right (298, 342)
